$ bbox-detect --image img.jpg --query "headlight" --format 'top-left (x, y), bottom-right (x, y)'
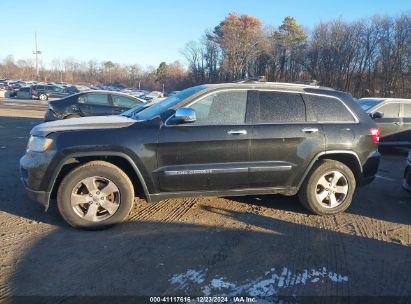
top-left (27, 136), bottom-right (54, 152)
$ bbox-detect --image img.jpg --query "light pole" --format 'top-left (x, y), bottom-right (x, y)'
top-left (33, 32), bottom-right (41, 80)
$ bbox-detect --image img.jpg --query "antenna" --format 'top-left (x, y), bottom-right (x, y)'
top-left (33, 32), bottom-right (41, 80)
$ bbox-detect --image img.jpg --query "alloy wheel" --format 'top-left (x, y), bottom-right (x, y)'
top-left (70, 176), bottom-right (121, 222)
top-left (315, 170), bottom-right (349, 209)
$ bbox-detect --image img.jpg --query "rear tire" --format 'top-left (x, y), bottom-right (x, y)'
top-left (299, 160), bottom-right (356, 215)
top-left (57, 161), bottom-right (135, 229)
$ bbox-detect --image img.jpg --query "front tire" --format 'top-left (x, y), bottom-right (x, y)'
top-left (299, 160), bottom-right (356, 215)
top-left (39, 93), bottom-right (48, 101)
top-left (57, 161), bottom-right (135, 229)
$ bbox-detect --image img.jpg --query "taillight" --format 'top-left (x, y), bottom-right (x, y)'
top-left (370, 128), bottom-right (380, 143)
top-left (32, 89), bottom-right (37, 95)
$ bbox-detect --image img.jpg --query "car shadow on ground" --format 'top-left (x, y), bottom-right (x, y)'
top-left (5, 206), bottom-right (411, 299)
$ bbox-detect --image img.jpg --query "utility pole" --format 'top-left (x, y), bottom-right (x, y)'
top-left (33, 32), bottom-right (41, 80)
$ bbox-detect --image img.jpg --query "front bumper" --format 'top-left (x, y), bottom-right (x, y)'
top-left (22, 181), bottom-right (51, 210)
top-left (20, 150), bottom-right (56, 210)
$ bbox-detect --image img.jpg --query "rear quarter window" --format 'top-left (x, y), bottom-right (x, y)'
top-left (305, 95), bottom-right (356, 122)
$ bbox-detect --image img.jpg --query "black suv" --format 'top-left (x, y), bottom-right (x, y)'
top-left (20, 83), bottom-right (381, 228)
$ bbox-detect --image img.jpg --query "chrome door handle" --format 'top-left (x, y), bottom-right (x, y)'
top-left (227, 130), bottom-right (247, 135)
top-left (301, 128), bottom-right (319, 134)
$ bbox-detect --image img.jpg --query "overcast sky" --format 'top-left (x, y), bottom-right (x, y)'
top-left (1, 0), bottom-right (410, 68)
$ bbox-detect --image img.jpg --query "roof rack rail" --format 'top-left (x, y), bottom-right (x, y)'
top-left (234, 76), bottom-right (266, 83)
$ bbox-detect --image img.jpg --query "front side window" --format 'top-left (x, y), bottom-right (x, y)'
top-left (255, 91), bottom-right (306, 123)
top-left (112, 95), bottom-right (139, 108)
top-left (78, 94), bottom-right (109, 105)
top-left (403, 103), bottom-right (411, 117)
top-left (188, 90), bottom-right (248, 125)
top-left (358, 98), bottom-right (384, 111)
top-left (375, 103), bottom-right (399, 118)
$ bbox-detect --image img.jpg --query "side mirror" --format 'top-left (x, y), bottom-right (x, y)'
top-left (371, 112), bottom-right (383, 119)
top-left (174, 107), bottom-right (196, 123)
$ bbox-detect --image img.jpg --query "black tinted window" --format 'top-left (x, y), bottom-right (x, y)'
top-left (376, 103), bottom-right (399, 118)
top-left (306, 95), bottom-right (355, 122)
top-left (255, 91), bottom-right (305, 123)
top-left (36, 85), bottom-right (45, 90)
top-left (403, 104), bottom-right (411, 117)
top-left (78, 94), bottom-right (109, 105)
top-left (112, 95), bottom-right (139, 108)
top-left (189, 90), bottom-right (247, 125)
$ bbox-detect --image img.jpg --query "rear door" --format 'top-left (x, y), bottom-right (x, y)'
top-left (110, 94), bottom-right (142, 114)
top-left (399, 102), bottom-right (411, 145)
top-left (156, 89), bottom-right (252, 192)
top-left (248, 90), bottom-right (325, 188)
top-left (371, 102), bottom-right (401, 143)
top-left (76, 93), bottom-right (113, 116)
top-left (49, 86), bottom-right (67, 98)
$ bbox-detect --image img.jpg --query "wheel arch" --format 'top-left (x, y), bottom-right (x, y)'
top-left (49, 152), bottom-right (151, 203)
top-left (298, 151), bottom-right (363, 189)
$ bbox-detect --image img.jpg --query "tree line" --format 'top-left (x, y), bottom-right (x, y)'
top-left (1, 12), bottom-right (411, 97)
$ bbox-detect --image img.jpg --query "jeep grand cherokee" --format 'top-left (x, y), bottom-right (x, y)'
top-left (20, 82), bottom-right (381, 229)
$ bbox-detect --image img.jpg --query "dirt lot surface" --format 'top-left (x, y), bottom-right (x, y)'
top-left (0, 104), bottom-right (410, 301)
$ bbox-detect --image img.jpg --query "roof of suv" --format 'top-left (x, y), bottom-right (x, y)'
top-left (199, 81), bottom-right (337, 92)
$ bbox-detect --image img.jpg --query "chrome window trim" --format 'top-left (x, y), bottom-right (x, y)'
top-left (164, 89), bottom-right (360, 127)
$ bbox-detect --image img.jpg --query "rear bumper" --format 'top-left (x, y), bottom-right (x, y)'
top-left (44, 109), bottom-right (60, 122)
top-left (359, 150), bottom-right (381, 186)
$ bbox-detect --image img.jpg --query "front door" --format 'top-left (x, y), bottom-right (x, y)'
top-left (156, 90), bottom-right (252, 192)
top-left (373, 102), bottom-right (401, 143)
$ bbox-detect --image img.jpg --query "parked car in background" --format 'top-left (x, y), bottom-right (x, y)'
top-left (32, 84), bottom-right (70, 101)
top-left (21, 82), bottom-right (381, 228)
top-left (359, 98), bottom-right (411, 146)
top-left (44, 90), bottom-right (144, 121)
top-left (16, 86), bottom-right (32, 99)
top-left (168, 91), bottom-right (181, 96)
top-left (142, 91), bottom-right (164, 101)
top-left (402, 149), bottom-right (411, 193)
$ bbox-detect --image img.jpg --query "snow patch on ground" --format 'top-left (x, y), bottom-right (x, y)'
top-left (170, 266), bottom-right (348, 296)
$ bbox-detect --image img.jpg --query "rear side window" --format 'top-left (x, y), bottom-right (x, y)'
top-left (112, 95), bottom-right (139, 108)
top-left (255, 91), bottom-right (306, 123)
top-left (78, 94), bottom-right (109, 105)
top-left (306, 95), bottom-right (356, 122)
top-left (376, 103), bottom-right (400, 118)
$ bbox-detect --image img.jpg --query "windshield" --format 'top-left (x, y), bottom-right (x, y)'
top-left (132, 85), bottom-right (206, 121)
top-left (358, 98), bottom-right (384, 111)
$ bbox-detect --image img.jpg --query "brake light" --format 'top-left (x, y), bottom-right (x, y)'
top-left (370, 128), bottom-right (380, 143)
top-left (32, 89), bottom-right (37, 95)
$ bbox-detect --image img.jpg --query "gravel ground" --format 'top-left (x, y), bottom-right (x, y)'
top-left (0, 106), bottom-right (410, 301)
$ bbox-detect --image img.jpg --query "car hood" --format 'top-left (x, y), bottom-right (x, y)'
top-left (31, 115), bottom-right (137, 137)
